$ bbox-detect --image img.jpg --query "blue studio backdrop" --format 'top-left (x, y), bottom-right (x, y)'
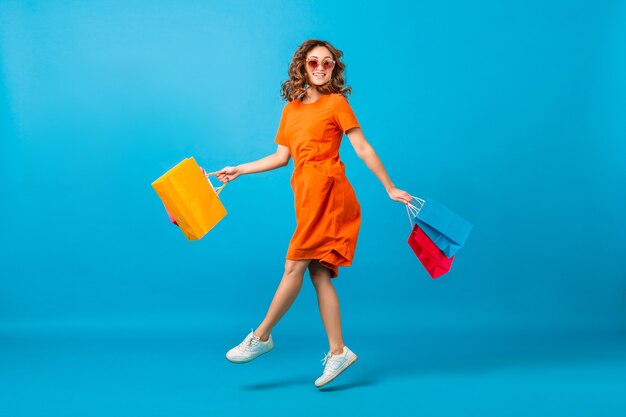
top-left (1, 1), bottom-right (625, 416)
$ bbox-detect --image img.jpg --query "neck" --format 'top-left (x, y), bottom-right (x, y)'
top-left (305, 86), bottom-right (321, 101)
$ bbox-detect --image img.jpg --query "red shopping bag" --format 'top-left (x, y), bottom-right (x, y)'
top-left (408, 223), bottom-right (454, 279)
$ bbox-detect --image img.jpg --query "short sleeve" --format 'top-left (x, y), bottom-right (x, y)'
top-left (333, 94), bottom-right (360, 133)
top-left (274, 104), bottom-right (289, 146)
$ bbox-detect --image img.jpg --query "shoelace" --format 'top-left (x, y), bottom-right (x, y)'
top-left (320, 351), bottom-right (343, 373)
top-left (237, 328), bottom-right (261, 352)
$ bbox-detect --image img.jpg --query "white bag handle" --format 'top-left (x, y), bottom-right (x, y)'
top-left (406, 204), bottom-right (416, 226)
top-left (204, 171), bottom-right (226, 196)
top-left (405, 195), bottom-right (426, 227)
top-left (411, 195), bottom-right (425, 206)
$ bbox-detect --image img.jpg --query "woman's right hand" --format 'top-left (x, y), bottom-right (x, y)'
top-left (214, 166), bottom-right (241, 183)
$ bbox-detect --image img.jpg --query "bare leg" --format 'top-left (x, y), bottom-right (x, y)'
top-left (254, 259), bottom-right (311, 341)
top-left (309, 260), bottom-right (345, 354)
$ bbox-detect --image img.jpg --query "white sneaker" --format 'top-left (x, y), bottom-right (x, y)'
top-left (226, 329), bottom-right (274, 364)
top-left (314, 346), bottom-right (358, 387)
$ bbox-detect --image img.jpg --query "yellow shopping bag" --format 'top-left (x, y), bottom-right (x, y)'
top-left (152, 157), bottom-right (227, 240)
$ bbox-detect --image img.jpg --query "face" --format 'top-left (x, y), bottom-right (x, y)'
top-left (305, 45), bottom-right (335, 88)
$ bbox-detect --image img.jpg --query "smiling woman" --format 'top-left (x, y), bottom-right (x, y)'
top-left (279, 40), bottom-right (351, 103)
top-left (303, 56), bottom-right (334, 98)
top-left (303, 53), bottom-right (335, 93)
top-left (215, 39), bottom-right (412, 388)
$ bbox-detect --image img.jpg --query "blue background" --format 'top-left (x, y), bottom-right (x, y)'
top-left (1, 0), bottom-right (625, 415)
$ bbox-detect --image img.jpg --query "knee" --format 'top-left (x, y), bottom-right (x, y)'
top-left (284, 261), bottom-right (306, 279)
top-left (310, 273), bottom-right (330, 289)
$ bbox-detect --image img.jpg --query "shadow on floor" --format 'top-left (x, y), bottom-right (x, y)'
top-left (356, 328), bottom-right (626, 381)
top-left (317, 379), bottom-right (377, 392)
top-left (241, 376), bottom-right (312, 390)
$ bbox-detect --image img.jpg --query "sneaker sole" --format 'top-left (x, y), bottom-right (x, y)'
top-left (315, 355), bottom-right (358, 388)
top-left (226, 345), bottom-right (273, 364)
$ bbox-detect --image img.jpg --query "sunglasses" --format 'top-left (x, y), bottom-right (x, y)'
top-left (306, 57), bottom-right (336, 71)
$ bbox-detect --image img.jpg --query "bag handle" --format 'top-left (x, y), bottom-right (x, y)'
top-left (411, 195), bottom-right (425, 206)
top-left (405, 195), bottom-right (426, 227)
top-left (406, 204), bottom-right (415, 227)
top-left (203, 170), bottom-right (227, 196)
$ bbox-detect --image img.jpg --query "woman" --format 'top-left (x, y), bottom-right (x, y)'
top-left (216, 39), bottom-right (412, 388)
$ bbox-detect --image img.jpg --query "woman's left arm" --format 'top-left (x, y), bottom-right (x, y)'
top-left (346, 127), bottom-right (412, 204)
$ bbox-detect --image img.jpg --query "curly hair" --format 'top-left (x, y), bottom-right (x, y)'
top-left (280, 39), bottom-right (352, 102)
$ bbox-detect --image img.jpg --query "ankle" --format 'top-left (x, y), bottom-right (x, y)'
top-left (331, 345), bottom-right (345, 355)
top-left (253, 330), bottom-right (270, 342)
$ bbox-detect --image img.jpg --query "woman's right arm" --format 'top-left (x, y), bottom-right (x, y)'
top-left (214, 144), bottom-right (291, 183)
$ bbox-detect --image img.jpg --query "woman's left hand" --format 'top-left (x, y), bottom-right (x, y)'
top-left (388, 187), bottom-right (413, 205)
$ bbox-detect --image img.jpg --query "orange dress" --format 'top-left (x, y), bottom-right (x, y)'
top-left (274, 93), bottom-right (361, 278)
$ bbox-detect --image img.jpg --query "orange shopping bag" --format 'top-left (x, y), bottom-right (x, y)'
top-left (152, 157), bottom-right (227, 240)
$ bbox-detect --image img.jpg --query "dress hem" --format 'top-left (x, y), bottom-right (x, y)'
top-left (285, 243), bottom-right (353, 279)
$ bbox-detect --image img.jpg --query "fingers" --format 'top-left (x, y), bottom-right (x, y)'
top-left (216, 172), bottom-right (233, 183)
top-left (214, 167), bottom-right (230, 182)
top-left (388, 188), bottom-right (412, 204)
top-left (397, 189), bottom-right (412, 204)
top-left (390, 194), bottom-right (408, 204)
top-left (212, 171), bottom-right (227, 183)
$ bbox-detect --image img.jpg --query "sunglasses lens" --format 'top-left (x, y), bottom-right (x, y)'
top-left (307, 59), bottom-right (319, 70)
top-left (322, 60), bottom-right (335, 70)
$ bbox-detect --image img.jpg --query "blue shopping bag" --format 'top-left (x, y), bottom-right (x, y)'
top-left (406, 196), bottom-right (473, 257)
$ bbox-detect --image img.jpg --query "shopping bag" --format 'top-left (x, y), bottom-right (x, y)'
top-left (163, 203), bottom-right (178, 225)
top-left (407, 204), bottom-right (454, 278)
top-left (152, 157), bottom-right (227, 240)
top-left (406, 196), bottom-right (472, 257)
